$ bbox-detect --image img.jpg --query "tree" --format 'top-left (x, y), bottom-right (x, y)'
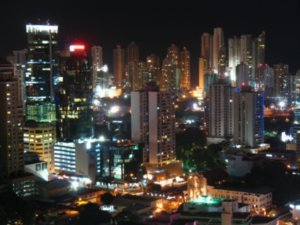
top-left (100, 192), bottom-right (115, 205)
top-left (79, 203), bottom-right (100, 225)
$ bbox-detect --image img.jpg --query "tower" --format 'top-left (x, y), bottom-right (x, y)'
top-left (91, 45), bottom-right (103, 94)
top-left (180, 47), bottom-right (191, 92)
top-left (113, 45), bottom-right (125, 89)
top-left (0, 59), bottom-right (24, 177)
top-left (25, 23), bottom-right (58, 122)
top-left (56, 44), bottom-right (93, 141)
top-left (126, 42), bottom-right (139, 91)
top-left (131, 84), bottom-right (176, 164)
top-left (207, 79), bottom-right (233, 143)
top-left (273, 64), bottom-right (289, 98)
top-left (233, 86), bottom-right (264, 147)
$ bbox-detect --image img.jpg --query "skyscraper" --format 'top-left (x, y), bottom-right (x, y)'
top-left (126, 42), bottom-right (139, 91)
top-left (207, 79), bottom-right (233, 143)
top-left (228, 32), bottom-right (265, 84)
top-left (56, 44), bottom-right (93, 141)
top-left (273, 64), bottom-right (289, 98)
top-left (161, 44), bottom-right (181, 96)
top-left (255, 64), bottom-right (274, 98)
top-left (131, 84), bottom-right (175, 164)
top-left (91, 45), bottom-right (103, 94)
top-left (233, 86), bottom-right (264, 147)
top-left (25, 23), bottom-right (58, 122)
top-left (140, 54), bottom-right (161, 89)
top-left (0, 59), bottom-right (24, 177)
top-left (236, 62), bottom-right (250, 87)
top-left (228, 36), bottom-right (240, 83)
top-left (180, 47), bottom-right (191, 91)
top-left (212, 27), bottom-right (225, 74)
top-left (113, 45), bottom-right (125, 89)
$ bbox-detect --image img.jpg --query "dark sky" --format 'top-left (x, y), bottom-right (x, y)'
top-left (1, 0), bottom-right (299, 85)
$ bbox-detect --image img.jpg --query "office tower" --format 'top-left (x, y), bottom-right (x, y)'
top-left (233, 86), bottom-right (264, 147)
top-left (207, 79), bottom-right (233, 142)
top-left (180, 47), bottom-right (191, 91)
top-left (273, 64), bottom-right (289, 98)
top-left (126, 42), bottom-right (139, 91)
top-left (255, 64), bottom-right (274, 98)
top-left (23, 123), bottom-right (56, 170)
top-left (113, 45), bottom-right (125, 89)
top-left (56, 44), bottom-right (93, 141)
top-left (25, 23), bottom-right (58, 122)
top-left (91, 45), bottom-right (103, 94)
top-left (0, 59), bottom-right (24, 177)
top-left (131, 84), bottom-right (175, 164)
top-left (236, 62), bottom-right (250, 87)
top-left (53, 139), bottom-right (101, 182)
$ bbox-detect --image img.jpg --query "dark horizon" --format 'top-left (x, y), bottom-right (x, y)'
top-left (1, 0), bottom-right (299, 85)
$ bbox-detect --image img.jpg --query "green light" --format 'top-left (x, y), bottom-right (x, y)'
top-left (190, 196), bottom-right (223, 206)
top-left (132, 145), bottom-right (139, 150)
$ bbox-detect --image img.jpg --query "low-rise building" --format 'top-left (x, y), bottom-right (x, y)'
top-left (207, 186), bottom-right (272, 212)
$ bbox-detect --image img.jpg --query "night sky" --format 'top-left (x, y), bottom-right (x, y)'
top-left (1, 0), bottom-right (299, 85)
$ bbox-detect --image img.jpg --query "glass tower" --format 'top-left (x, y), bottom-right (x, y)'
top-left (25, 23), bottom-right (58, 122)
top-left (56, 44), bottom-right (93, 141)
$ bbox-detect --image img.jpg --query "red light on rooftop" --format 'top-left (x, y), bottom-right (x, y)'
top-left (69, 44), bottom-right (85, 52)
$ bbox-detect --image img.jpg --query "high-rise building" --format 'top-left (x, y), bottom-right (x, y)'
top-left (139, 54), bottom-right (161, 90)
top-left (212, 27), bottom-right (225, 74)
top-left (236, 62), bottom-right (250, 87)
top-left (228, 36), bottom-right (240, 83)
top-left (0, 59), bottom-right (24, 177)
top-left (207, 79), bottom-right (233, 143)
top-left (199, 28), bottom-right (224, 95)
top-left (131, 84), bottom-right (176, 164)
top-left (161, 44), bottom-right (181, 96)
top-left (23, 123), bottom-right (56, 170)
top-left (180, 47), bottom-right (191, 91)
top-left (228, 32), bottom-right (265, 84)
top-left (91, 45), bottom-right (103, 94)
top-left (198, 57), bottom-right (207, 94)
top-left (126, 42), bottom-right (139, 91)
top-left (201, 32), bottom-right (212, 66)
top-left (255, 64), bottom-right (274, 98)
top-left (56, 44), bottom-right (93, 141)
top-left (233, 86), bottom-right (264, 147)
top-left (113, 45), bottom-right (125, 89)
top-left (25, 23), bottom-right (58, 122)
top-left (273, 64), bottom-right (289, 98)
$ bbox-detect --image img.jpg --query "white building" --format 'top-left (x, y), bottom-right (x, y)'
top-left (53, 138), bottom-right (102, 182)
top-left (131, 87), bottom-right (175, 164)
top-left (207, 186), bottom-right (272, 212)
top-left (207, 79), bottom-right (233, 143)
top-left (233, 87), bottom-right (264, 147)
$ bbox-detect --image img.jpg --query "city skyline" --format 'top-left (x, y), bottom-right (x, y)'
top-left (0, 0), bottom-right (299, 85)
